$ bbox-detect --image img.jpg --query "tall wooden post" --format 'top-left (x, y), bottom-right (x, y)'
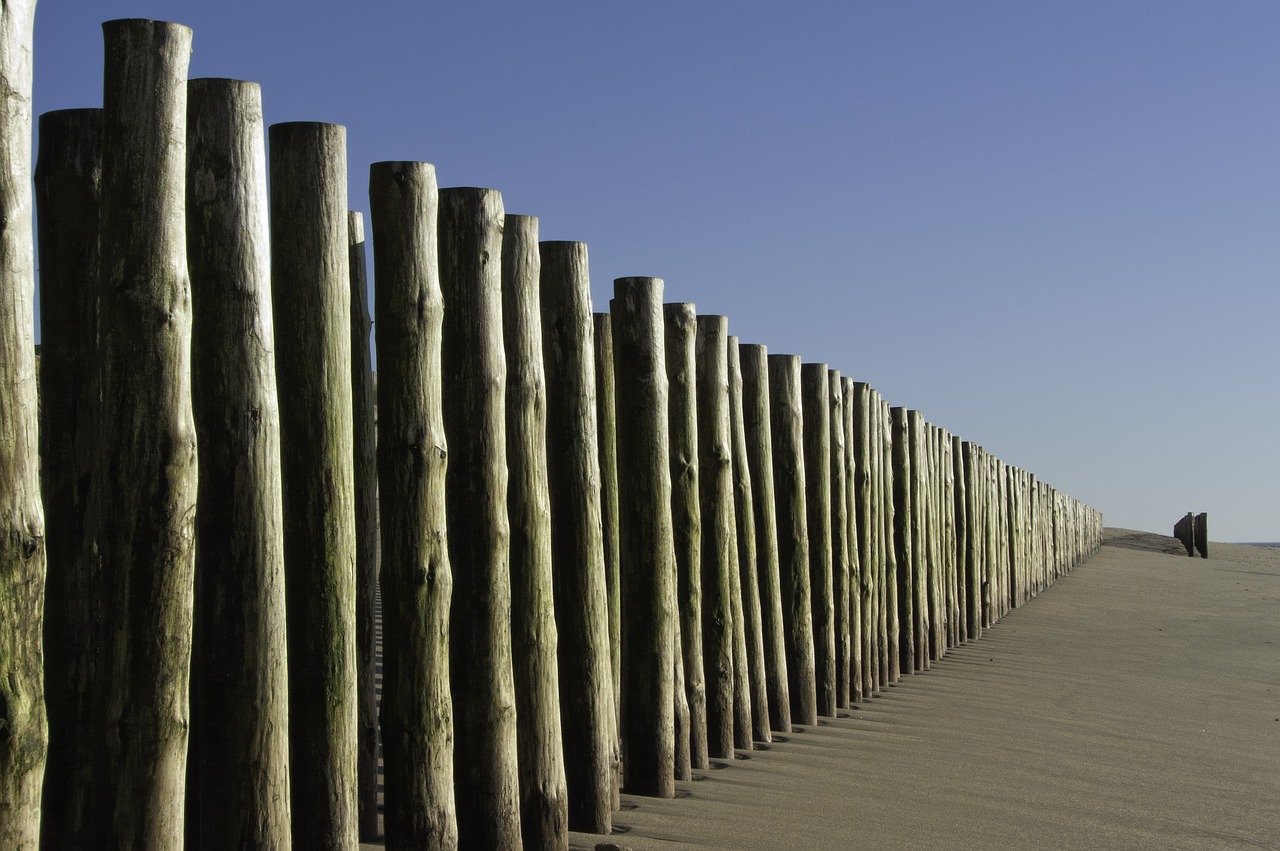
top-left (593, 312), bottom-right (623, 717)
top-left (438, 187), bottom-right (522, 849)
top-left (348, 209), bottom-right (382, 843)
top-left (738, 345), bottom-right (791, 733)
top-left (727, 338), bottom-right (772, 744)
top-left (850, 383), bottom-right (876, 698)
top-left (664, 302), bottom-right (708, 768)
top-left (769, 354), bottom-right (817, 725)
top-left (369, 161), bottom-right (457, 850)
top-left (542, 243), bottom-right (617, 833)
top-left (96, 21), bottom-right (198, 847)
top-left (800, 363), bottom-right (836, 717)
top-left (695, 316), bottom-right (738, 758)
top-left (890, 407), bottom-right (914, 674)
top-left (186, 77), bottom-right (291, 850)
top-left (501, 217), bottom-right (569, 850)
top-left (35, 107), bottom-right (102, 849)
top-left (952, 435), bottom-right (968, 644)
top-left (828, 371), bottom-right (851, 709)
top-left (0, 2), bottom-right (44, 843)
top-left (839, 376), bottom-right (862, 705)
top-left (611, 277), bottom-right (676, 798)
top-left (270, 120), bottom-right (357, 850)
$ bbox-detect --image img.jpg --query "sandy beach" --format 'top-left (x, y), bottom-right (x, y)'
top-left (559, 530), bottom-right (1280, 850)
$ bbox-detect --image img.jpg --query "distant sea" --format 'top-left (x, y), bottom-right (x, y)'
top-left (1242, 542), bottom-right (1280, 548)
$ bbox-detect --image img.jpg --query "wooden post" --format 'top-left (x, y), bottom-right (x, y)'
top-left (438, 187), bottom-right (522, 848)
top-left (800, 363), bottom-right (836, 717)
top-left (850, 383), bottom-right (876, 698)
top-left (727, 338), bottom-right (772, 744)
top-left (593, 312), bottom-right (623, 718)
top-left (95, 21), bottom-right (198, 847)
top-left (890, 407), bottom-right (914, 674)
top-left (369, 161), bottom-right (457, 850)
top-left (769, 354), bottom-right (818, 725)
top-left (347, 209), bottom-right (381, 843)
top-left (1, 2), bottom-right (45, 841)
top-left (839, 376), bottom-right (863, 705)
top-left (611, 277), bottom-right (676, 798)
top-left (664, 302), bottom-right (708, 768)
top-left (186, 77), bottom-right (291, 850)
top-left (270, 120), bottom-right (357, 850)
top-left (828, 372), bottom-right (851, 709)
top-left (952, 435), bottom-right (968, 644)
top-left (879, 397), bottom-right (900, 684)
top-left (908, 412), bottom-right (929, 671)
top-left (695, 315), bottom-right (737, 758)
top-left (738, 344), bottom-right (791, 733)
top-left (501, 217), bottom-right (570, 850)
top-left (540, 242), bottom-right (617, 834)
top-left (34, 107), bottom-right (102, 849)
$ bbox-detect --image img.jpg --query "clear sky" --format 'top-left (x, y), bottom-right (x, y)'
top-left (33, 1), bottom-right (1280, 541)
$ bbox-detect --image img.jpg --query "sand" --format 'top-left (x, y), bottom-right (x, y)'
top-left (565, 529), bottom-right (1280, 850)
top-left (361, 531), bottom-right (1280, 848)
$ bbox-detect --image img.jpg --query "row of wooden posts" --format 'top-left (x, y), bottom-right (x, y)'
top-left (1173, 512), bottom-right (1209, 558)
top-left (0, 14), bottom-right (1104, 851)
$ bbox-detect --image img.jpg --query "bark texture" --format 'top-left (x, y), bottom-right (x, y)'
top-left (369, 161), bottom-right (457, 851)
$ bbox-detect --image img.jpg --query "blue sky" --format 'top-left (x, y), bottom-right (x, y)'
top-left (34, 2), bottom-right (1280, 541)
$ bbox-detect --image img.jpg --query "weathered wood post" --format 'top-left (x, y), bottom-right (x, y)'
top-left (850, 382), bottom-right (876, 698)
top-left (542, 243), bottom-right (618, 832)
top-left (800, 363), bottom-right (836, 717)
top-left (270, 120), bottom-right (357, 850)
top-left (612, 277), bottom-right (677, 798)
top-left (593, 312), bottom-right (623, 717)
top-left (34, 107), bottom-right (102, 849)
top-left (348, 210), bottom-right (381, 843)
top-left (438, 187), bottom-right (522, 848)
top-left (186, 77), bottom-right (291, 849)
top-left (907, 411), bottom-right (929, 670)
top-left (727, 338), bottom-right (772, 743)
top-left (951, 435), bottom-right (968, 644)
top-left (369, 160), bottom-right (457, 850)
top-left (0, 2), bottom-right (45, 843)
top-left (879, 396), bottom-right (900, 684)
top-left (501, 217), bottom-right (570, 850)
top-left (890, 407), bottom-right (915, 673)
top-left (828, 371), bottom-right (852, 709)
top-left (664, 302), bottom-right (708, 768)
top-left (1194, 513), bottom-right (1208, 559)
top-left (739, 344), bottom-right (791, 733)
top-left (961, 442), bottom-right (982, 640)
top-left (769, 354), bottom-right (818, 725)
top-left (95, 20), bottom-right (198, 847)
top-left (1174, 512), bottom-right (1195, 557)
top-left (839, 375), bottom-right (862, 705)
top-left (695, 315), bottom-right (737, 757)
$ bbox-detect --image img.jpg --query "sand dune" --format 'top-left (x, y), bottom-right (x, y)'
top-left (565, 530), bottom-right (1280, 850)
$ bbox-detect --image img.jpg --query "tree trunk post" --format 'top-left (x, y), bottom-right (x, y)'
top-left (850, 382), bottom-right (875, 698)
top-left (611, 277), bottom-right (676, 798)
top-left (694, 315), bottom-right (738, 758)
top-left (890, 407), bottom-right (914, 674)
top-left (727, 338), bottom-right (772, 744)
top-left (95, 20), bottom-right (198, 847)
top-left (438, 187), bottom-right (523, 849)
top-left (0, 2), bottom-right (45, 844)
top-left (768, 354), bottom-right (817, 725)
top-left (838, 375), bottom-right (862, 705)
top-left (34, 107), bottom-right (101, 849)
top-left (186, 77), bottom-right (291, 850)
top-left (500, 217), bottom-right (570, 850)
top-left (738, 345), bottom-right (791, 733)
top-left (347, 209), bottom-right (381, 843)
top-left (541, 243), bottom-right (618, 833)
top-left (952, 435), bottom-right (968, 644)
top-left (368, 160), bottom-right (458, 851)
top-left (592, 312), bottom-right (623, 722)
top-left (879, 396), bottom-right (900, 684)
top-left (800, 363), bottom-right (835, 717)
top-left (270, 120), bottom-right (358, 850)
top-left (827, 371), bottom-right (851, 709)
top-left (663, 302), bottom-right (708, 769)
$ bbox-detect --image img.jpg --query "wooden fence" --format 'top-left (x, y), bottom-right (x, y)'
top-left (1, 14), bottom-right (1104, 850)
